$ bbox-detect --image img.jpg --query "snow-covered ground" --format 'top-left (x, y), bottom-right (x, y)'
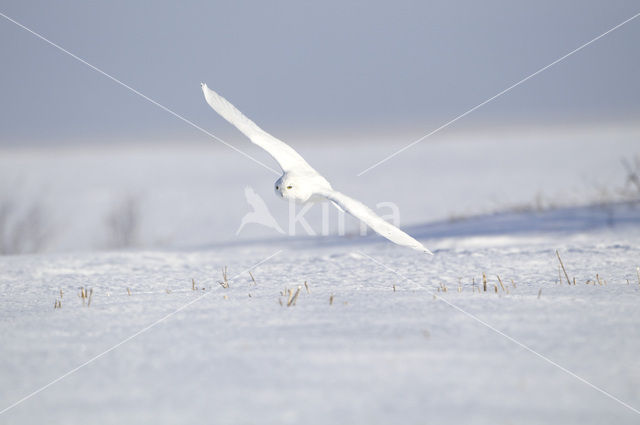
top-left (1, 125), bottom-right (639, 424)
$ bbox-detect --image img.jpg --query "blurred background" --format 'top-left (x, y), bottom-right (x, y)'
top-left (1, 0), bottom-right (639, 254)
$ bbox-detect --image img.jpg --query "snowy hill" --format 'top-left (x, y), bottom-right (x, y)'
top-left (1, 127), bottom-right (639, 424)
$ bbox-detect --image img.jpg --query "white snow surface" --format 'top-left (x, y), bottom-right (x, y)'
top-left (1, 126), bottom-right (640, 424)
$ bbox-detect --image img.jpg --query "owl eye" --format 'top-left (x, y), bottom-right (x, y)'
top-left (275, 186), bottom-right (279, 190)
top-left (287, 185), bottom-right (293, 189)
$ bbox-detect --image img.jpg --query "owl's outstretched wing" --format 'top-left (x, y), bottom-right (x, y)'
top-left (320, 189), bottom-right (433, 254)
top-left (201, 83), bottom-right (316, 174)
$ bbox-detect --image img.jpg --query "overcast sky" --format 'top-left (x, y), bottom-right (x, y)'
top-left (1, 1), bottom-right (639, 146)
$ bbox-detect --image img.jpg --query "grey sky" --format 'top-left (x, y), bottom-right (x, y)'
top-left (1, 1), bottom-right (639, 146)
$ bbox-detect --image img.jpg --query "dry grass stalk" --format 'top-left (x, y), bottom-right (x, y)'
top-left (329, 294), bottom-right (334, 305)
top-left (192, 278), bottom-right (196, 291)
top-left (497, 275), bottom-right (505, 292)
top-left (537, 288), bottom-right (542, 299)
top-left (439, 282), bottom-right (447, 292)
top-left (278, 298), bottom-right (283, 306)
top-left (304, 281), bottom-right (310, 294)
top-left (637, 267), bottom-right (640, 285)
top-left (78, 287), bottom-right (93, 307)
top-left (249, 271), bottom-right (257, 286)
top-left (286, 288), bottom-right (294, 305)
top-left (59, 289), bottom-right (63, 299)
top-left (556, 250), bottom-right (572, 285)
top-left (511, 279), bottom-right (516, 288)
top-left (54, 299), bottom-right (62, 309)
top-left (557, 265), bottom-right (562, 284)
top-left (287, 286), bottom-right (301, 307)
top-left (596, 274), bottom-right (603, 285)
top-left (493, 284), bottom-right (498, 293)
top-left (219, 266), bottom-right (229, 288)
top-left (482, 273), bottom-right (487, 292)
top-left (127, 287), bottom-right (131, 296)
top-left (393, 284), bottom-right (396, 292)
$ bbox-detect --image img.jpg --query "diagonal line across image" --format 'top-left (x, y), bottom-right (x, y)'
top-left (356, 11), bottom-right (640, 176)
top-left (0, 250), bottom-right (283, 416)
top-left (0, 11), bottom-right (280, 176)
top-left (2, 5), bottom-right (639, 421)
top-left (357, 250), bottom-right (640, 416)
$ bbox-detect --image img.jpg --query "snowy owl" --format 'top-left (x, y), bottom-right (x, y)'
top-left (201, 83), bottom-right (432, 254)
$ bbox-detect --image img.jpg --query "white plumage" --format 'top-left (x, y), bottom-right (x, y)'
top-left (201, 83), bottom-right (432, 254)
